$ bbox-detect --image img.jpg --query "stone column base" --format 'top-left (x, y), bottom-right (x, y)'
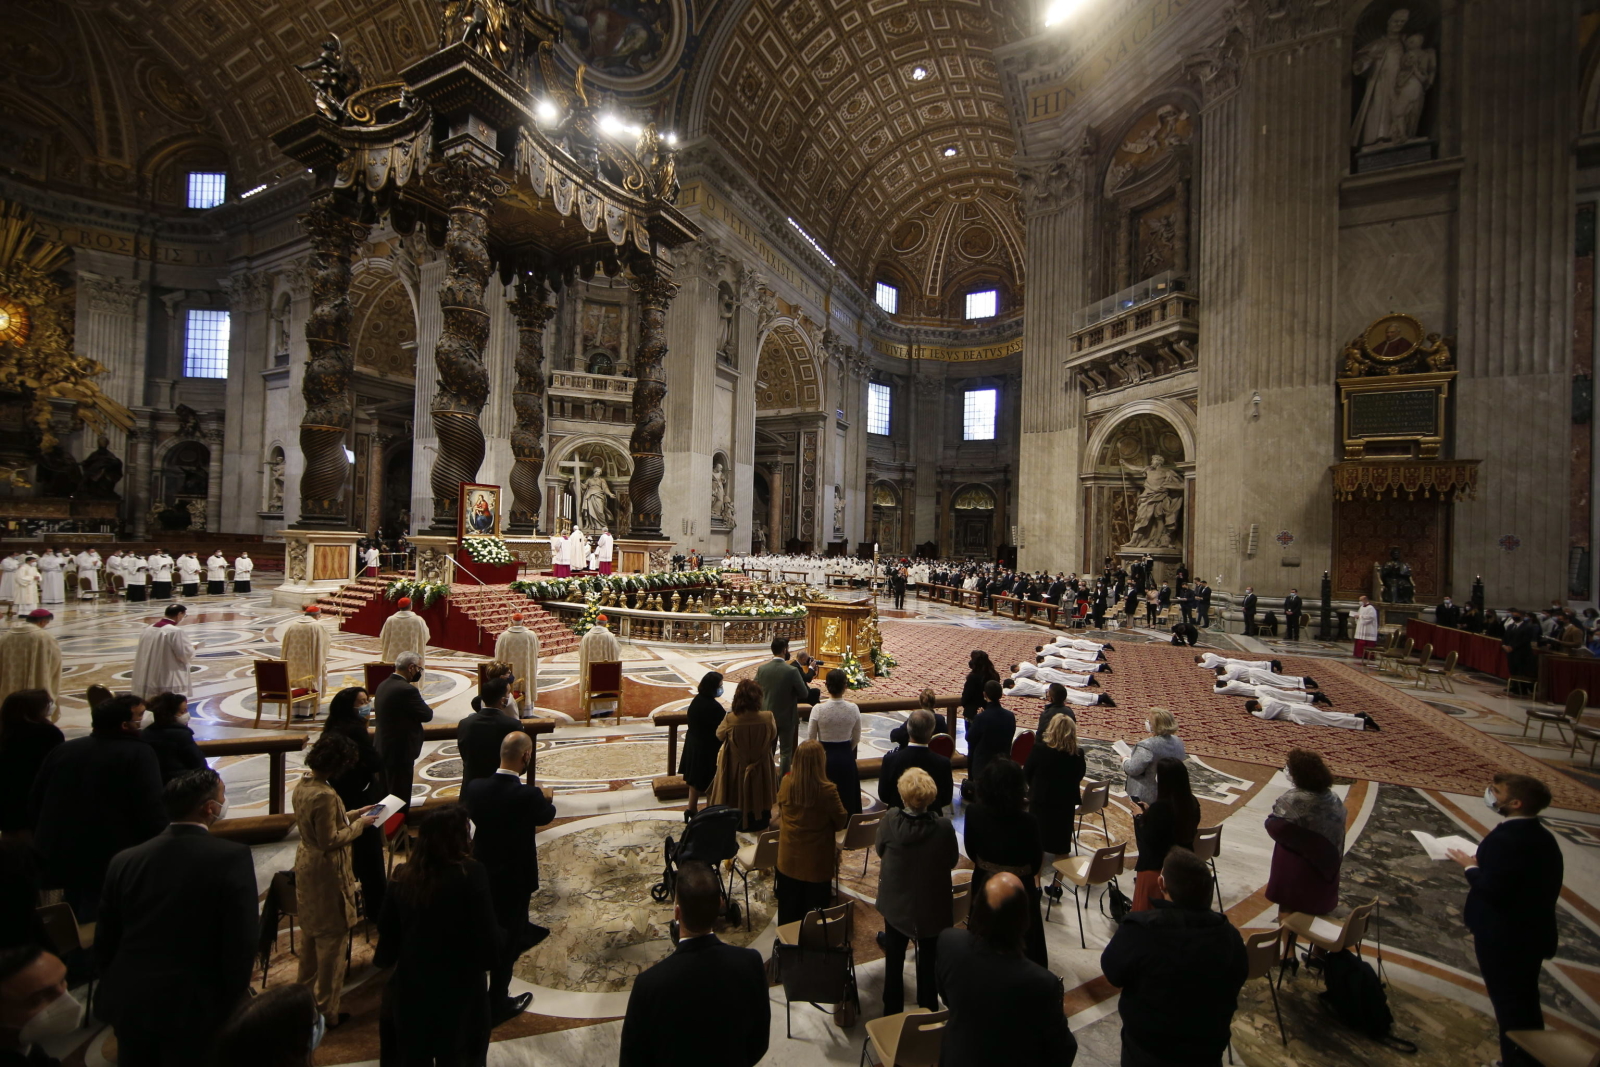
top-left (271, 529), bottom-right (365, 607)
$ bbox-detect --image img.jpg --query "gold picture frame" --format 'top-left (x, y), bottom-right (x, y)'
top-left (1361, 313), bottom-right (1424, 363)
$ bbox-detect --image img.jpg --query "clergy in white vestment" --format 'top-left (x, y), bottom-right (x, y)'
top-left (13, 557), bottom-right (41, 613)
top-left (1035, 665), bottom-right (1099, 689)
top-left (233, 552), bottom-right (254, 593)
top-left (176, 552), bottom-right (202, 597)
top-left (126, 554), bottom-right (150, 602)
top-left (103, 551), bottom-right (124, 596)
top-left (1194, 653), bottom-right (1274, 672)
top-left (363, 545), bottom-right (381, 577)
top-left (0, 609), bottom-right (61, 705)
top-left (0, 552), bottom-right (18, 602)
top-left (567, 525), bottom-right (589, 572)
top-left (380, 597), bottom-right (431, 664)
top-left (1221, 666), bottom-right (1317, 690)
top-left (550, 532), bottom-right (569, 577)
top-left (596, 528), bottom-right (614, 575)
top-left (206, 551), bottom-right (229, 594)
top-left (494, 614), bottom-right (540, 713)
top-left (73, 550), bottom-right (100, 596)
top-left (1246, 696), bottom-right (1370, 731)
top-left (1353, 596), bottom-right (1381, 660)
top-left (130, 603), bottom-right (195, 698)
top-left (280, 605), bottom-right (331, 716)
top-left (578, 615), bottom-right (621, 717)
top-left (148, 551), bottom-right (175, 598)
top-left (36, 551), bottom-right (64, 605)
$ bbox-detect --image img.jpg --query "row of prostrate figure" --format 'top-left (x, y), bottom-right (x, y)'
top-left (0, 549), bottom-right (256, 610)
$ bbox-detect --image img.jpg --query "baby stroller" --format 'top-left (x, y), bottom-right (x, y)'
top-left (650, 804), bottom-right (744, 925)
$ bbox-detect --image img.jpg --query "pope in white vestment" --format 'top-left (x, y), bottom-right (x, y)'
top-left (36, 552), bottom-right (64, 605)
top-left (567, 526), bottom-right (589, 572)
top-left (494, 616), bottom-right (540, 713)
top-left (0, 554), bottom-right (18, 601)
top-left (0, 613), bottom-right (61, 703)
top-left (13, 559), bottom-right (40, 613)
top-left (280, 607), bottom-right (331, 710)
top-left (380, 598), bottom-right (431, 664)
top-left (131, 613), bottom-right (195, 698)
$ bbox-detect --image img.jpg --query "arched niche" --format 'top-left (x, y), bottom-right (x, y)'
top-left (349, 267), bottom-right (417, 381)
top-left (551, 437), bottom-right (632, 534)
top-left (1091, 97), bottom-right (1198, 298)
top-left (1080, 407), bottom-right (1194, 571)
top-left (755, 322), bottom-right (820, 412)
top-left (949, 482), bottom-right (997, 558)
top-left (871, 480), bottom-right (904, 554)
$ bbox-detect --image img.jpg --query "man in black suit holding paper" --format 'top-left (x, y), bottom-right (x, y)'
top-left (1449, 773), bottom-right (1565, 1067)
top-left (464, 730), bottom-right (557, 1026)
top-left (879, 709), bottom-right (954, 814)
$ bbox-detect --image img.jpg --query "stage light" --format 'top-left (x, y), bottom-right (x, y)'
top-left (536, 98), bottom-right (560, 124)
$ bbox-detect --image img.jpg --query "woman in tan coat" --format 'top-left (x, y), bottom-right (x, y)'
top-left (775, 739), bottom-right (849, 924)
top-left (709, 678), bottom-right (777, 831)
top-left (292, 733), bottom-right (377, 1028)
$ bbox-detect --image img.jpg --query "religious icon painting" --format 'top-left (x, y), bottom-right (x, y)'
top-left (458, 483), bottom-right (502, 540)
top-left (1361, 313), bottom-right (1424, 362)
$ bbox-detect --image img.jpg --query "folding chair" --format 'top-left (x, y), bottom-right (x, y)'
top-left (928, 734), bottom-right (956, 759)
top-left (776, 902), bottom-right (857, 1034)
top-left (1278, 897), bottom-right (1380, 970)
top-left (950, 871), bottom-right (973, 927)
top-left (1047, 842), bottom-right (1127, 947)
top-left (1375, 635), bottom-right (1413, 675)
top-left (1398, 642), bottom-right (1433, 683)
top-left (835, 810), bottom-right (885, 888)
top-left (1009, 730), bottom-right (1035, 766)
top-left (731, 829), bottom-right (779, 931)
top-left (1571, 705), bottom-right (1600, 769)
top-left (1506, 1030), bottom-right (1600, 1067)
top-left (1073, 780), bottom-right (1111, 854)
top-left (860, 1009), bottom-right (948, 1067)
top-left (1227, 929), bottom-right (1288, 1062)
top-left (1417, 649), bottom-right (1458, 692)
top-left (37, 902), bottom-right (95, 1006)
top-left (583, 660), bottom-right (623, 724)
top-left (1525, 688), bottom-right (1587, 746)
top-left (363, 661), bottom-right (396, 694)
top-left (77, 575), bottom-right (96, 601)
top-left (1192, 825), bottom-right (1224, 912)
top-left (253, 659), bottom-right (317, 729)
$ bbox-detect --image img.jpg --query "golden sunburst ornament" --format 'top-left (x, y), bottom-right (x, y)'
top-left (0, 297), bottom-right (29, 346)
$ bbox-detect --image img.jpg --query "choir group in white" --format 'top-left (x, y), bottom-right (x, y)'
top-left (0, 548), bottom-right (256, 608)
top-left (547, 525), bottom-right (614, 577)
top-left (723, 553), bottom-right (929, 587)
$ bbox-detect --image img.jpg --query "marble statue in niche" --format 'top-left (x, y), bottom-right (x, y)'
top-left (832, 484), bottom-right (845, 538)
top-left (710, 455), bottom-right (732, 526)
top-left (79, 436), bottom-right (124, 500)
top-left (1352, 8), bottom-right (1435, 151)
top-left (265, 451), bottom-right (285, 513)
top-left (1121, 454), bottom-right (1184, 550)
top-left (716, 282), bottom-right (737, 365)
top-left (1380, 547), bottom-right (1415, 603)
top-left (580, 464), bottom-right (617, 534)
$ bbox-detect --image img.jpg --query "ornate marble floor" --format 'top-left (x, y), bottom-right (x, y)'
top-left (26, 585), bottom-right (1600, 1067)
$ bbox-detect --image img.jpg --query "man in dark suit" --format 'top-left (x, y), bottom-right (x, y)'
top-left (464, 731), bottom-right (557, 1026)
top-left (1241, 586), bottom-right (1258, 636)
top-left (96, 768), bottom-right (257, 1063)
top-left (457, 675), bottom-right (521, 786)
top-left (794, 651), bottom-right (822, 706)
top-left (755, 637), bottom-right (808, 774)
top-left (1101, 848), bottom-right (1247, 1066)
top-left (879, 709), bottom-right (954, 814)
top-left (29, 695), bottom-right (165, 921)
top-left (620, 862), bottom-right (768, 1067)
top-left (374, 650), bottom-right (434, 810)
top-left (1283, 588), bottom-right (1304, 641)
top-left (1196, 579), bottom-right (1213, 627)
top-left (0, 945), bottom-right (80, 1067)
top-left (936, 872), bottom-right (1073, 1066)
top-left (964, 681), bottom-right (1015, 785)
top-left (1450, 773), bottom-right (1565, 1067)
top-left (1502, 611), bottom-right (1542, 695)
top-left (1435, 596), bottom-right (1462, 630)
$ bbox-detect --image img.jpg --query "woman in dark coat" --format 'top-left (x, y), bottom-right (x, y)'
top-left (963, 757), bottom-right (1047, 968)
top-left (1266, 747), bottom-right (1345, 915)
top-left (959, 650), bottom-right (999, 719)
top-left (1131, 757), bottom-right (1200, 911)
top-left (678, 671), bottom-right (725, 817)
top-left (0, 690), bottom-right (61, 835)
top-left (1023, 712), bottom-right (1086, 862)
top-left (139, 692), bottom-right (206, 783)
top-left (322, 686), bottom-right (387, 920)
top-left (376, 805), bottom-right (502, 1067)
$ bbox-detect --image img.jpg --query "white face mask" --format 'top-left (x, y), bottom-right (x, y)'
top-left (310, 1009), bottom-right (326, 1050)
top-left (1145, 720), bottom-right (1153, 734)
top-left (18, 989), bottom-right (85, 1045)
top-left (1483, 785), bottom-right (1506, 815)
top-left (213, 797), bottom-right (230, 822)
top-left (175, 711), bottom-right (190, 726)
top-left (140, 711), bottom-right (154, 728)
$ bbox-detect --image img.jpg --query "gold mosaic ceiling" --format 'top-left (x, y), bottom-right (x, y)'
top-left (698, 0), bottom-right (1025, 305)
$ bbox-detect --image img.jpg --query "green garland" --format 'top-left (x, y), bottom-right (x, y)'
top-left (462, 536), bottom-right (513, 565)
top-left (709, 601), bottom-right (806, 618)
top-left (512, 567), bottom-right (730, 605)
top-left (383, 579), bottom-right (449, 608)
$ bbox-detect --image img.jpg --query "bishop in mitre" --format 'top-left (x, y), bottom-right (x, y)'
top-left (0, 609), bottom-right (61, 707)
top-left (281, 605), bottom-right (331, 712)
top-left (131, 603), bottom-right (195, 698)
top-left (380, 596), bottom-right (431, 665)
top-left (578, 613), bottom-right (621, 719)
top-left (494, 613), bottom-right (540, 714)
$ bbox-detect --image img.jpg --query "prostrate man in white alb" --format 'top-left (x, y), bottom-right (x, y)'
top-left (1213, 664), bottom-right (1320, 690)
top-left (1040, 637), bottom-right (1114, 656)
top-left (175, 551), bottom-right (202, 599)
top-left (131, 604), bottom-right (195, 699)
top-left (1012, 662), bottom-right (1099, 689)
top-left (205, 551), bottom-right (229, 595)
top-left (494, 614), bottom-right (540, 714)
top-left (380, 596), bottom-right (431, 665)
top-left (1003, 675), bottom-right (1115, 707)
top-left (0, 608), bottom-right (61, 705)
top-left (232, 551), bottom-right (254, 593)
top-left (1038, 652), bottom-right (1113, 674)
top-left (1194, 652), bottom-right (1283, 674)
top-left (1245, 695), bottom-right (1376, 731)
top-left (1213, 677), bottom-right (1333, 706)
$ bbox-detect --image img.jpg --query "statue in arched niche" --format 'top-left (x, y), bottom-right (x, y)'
top-left (1121, 454), bottom-right (1185, 550)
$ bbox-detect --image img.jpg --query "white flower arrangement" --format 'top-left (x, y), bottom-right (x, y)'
top-left (463, 536), bottom-right (514, 565)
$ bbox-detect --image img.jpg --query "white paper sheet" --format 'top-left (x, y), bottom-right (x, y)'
top-left (1308, 916), bottom-right (1346, 942)
top-left (1111, 739), bottom-right (1133, 759)
top-left (1411, 830), bottom-right (1477, 861)
top-left (369, 793), bottom-right (408, 829)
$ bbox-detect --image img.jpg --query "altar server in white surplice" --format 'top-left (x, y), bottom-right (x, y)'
top-left (578, 614), bottom-right (621, 710)
top-left (73, 549), bottom-right (101, 596)
top-left (280, 605), bottom-right (331, 713)
top-left (206, 551), bottom-right (229, 595)
top-left (148, 550), bottom-right (175, 599)
top-left (233, 552), bottom-right (254, 593)
top-left (0, 609), bottom-right (61, 704)
top-left (0, 552), bottom-right (19, 602)
top-left (596, 528), bottom-right (614, 575)
top-left (494, 614), bottom-right (540, 714)
top-left (131, 603), bottom-right (195, 698)
top-left (176, 551), bottom-right (202, 597)
top-left (36, 550), bottom-right (64, 605)
top-left (550, 532), bottom-right (568, 577)
top-left (380, 596), bottom-right (431, 665)
top-left (13, 557), bottom-right (41, 613)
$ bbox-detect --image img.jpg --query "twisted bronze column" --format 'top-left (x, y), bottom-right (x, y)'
top-left (295, 192), bottom-right (368, 528)
top-left (627, 266), bottom-right (679, 539)
top-left (507, 276), bottom-right (555, 533)
top-left (427, 156), bottom-right (500, 532)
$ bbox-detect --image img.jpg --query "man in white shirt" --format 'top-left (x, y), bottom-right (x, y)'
top-left (1246, 695), bottom-right (1374, 731)
top-left (126, 554), bottom-right (150, 601)
top-left (148, 550), bottom-right (175, 599)
top-left (363, 544), bottom-right (381, 578)
top-left (175, 552), bottom-right (202, 598)
top-left (205, 551), bottom-right (228, 595)
top-left (1353, 594), bottom-right (1381, 661)
top-left (131, 604), bottom-right (196, 698)
top-left (232, 552), bottom-right (254, 593)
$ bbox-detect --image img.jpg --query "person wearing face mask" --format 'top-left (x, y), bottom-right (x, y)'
top-left (28, 694), bottom-right (164, 922)
top-left (213, 983), bottom-right (321, 1067)
top-left (139, 692), bottom-right (205, 783)
top-left (321, 687), bottom-right (387, 922)
top-left (373, 651), bottom-right (435, 814)
top-left (1121, 708), bottom-right (1186, 808)
top-left (96, 768), bottom-right (258, 1064)
top-left (458, 676), bottom-right (522, 787)
top-left (0, 946), bottom-right (82, 1066)
top-left (678, 671), bottom-right (726, 817)
top-left (464, 731), bottom-right (557, 1025)
top-left (1449, 774), bottom-right (1565, 1067)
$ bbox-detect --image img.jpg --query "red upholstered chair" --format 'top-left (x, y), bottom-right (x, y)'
top-left (584, 660), bottom-right (623, 724)
top-left (1010, 730), bottom-right (1035, 765)
top-left (928, 734), bottom-right (956, 759)
top-left (254, 659), bottom-right (317, 729)
top-left (364, 662), bottom-right (396, 694)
